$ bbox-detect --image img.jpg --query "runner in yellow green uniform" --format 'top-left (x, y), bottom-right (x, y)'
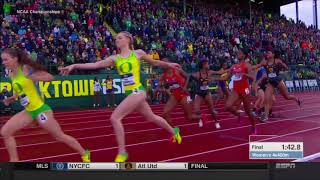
top-left (1, 48), bottom-right (90, 162)
top-left (114, 50), bottom-right (145, 95)
top-left (60, 31), bottom-right (182, 163)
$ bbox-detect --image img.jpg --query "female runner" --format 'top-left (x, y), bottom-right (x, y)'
top-left (251, 56), bottom-right (275, 118)
top-left (253, 64), bottom-right (267, 116)
top-left (259, 50), bottom-right (301, 122)
top-left (228, 74), bottom-right (245, 120)
top-left (1, 48), bottom-right (90, 162)
top-left (222, 49), bottom-right (257, 134)
top-left (191, 59), bottom-right (221, 129)
top-left (217, 63), bottom-right (230, 100)
top-left (60, 31), bottom-right (182, 162)
top-left (254, 69), bottom-right (276, 119)
top-left (156, 58), bottom-right (201, 125)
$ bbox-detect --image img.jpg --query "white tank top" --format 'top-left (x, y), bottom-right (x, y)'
top-left (94, 81), bottom-right (101, 92)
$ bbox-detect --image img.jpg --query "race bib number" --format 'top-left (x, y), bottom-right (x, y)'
top-left (121, 73), bottom-right (135, 86)
top-left (171, 83), bottom-right (180, 89)
top-left (19, 94), bottom-right (30, 107)
top-left (38, 113), bottom-right (48, 123)
top-left (268, 73), bottom-right (277, 78)
top-left (245, 88), bottom-right (250, 95)
top-left (233, 73), bottom-right (242, 81)
top-left (200, 85), bottom-right (209, 90)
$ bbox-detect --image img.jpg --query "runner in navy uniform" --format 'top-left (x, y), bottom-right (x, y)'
top-left (191, 59), bottom-right (221, 129)
top-left (258, 50), bottom-right (301, 122)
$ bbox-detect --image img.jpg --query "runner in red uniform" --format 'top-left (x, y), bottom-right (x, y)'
top-left (161, 67), bottom-right (188, 102)
top-left (223, 49), bottom-right (257, 135)
top-left (156, 58), bottom-right (201, 124)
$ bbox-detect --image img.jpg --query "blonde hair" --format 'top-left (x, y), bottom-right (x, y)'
top-left (119, 31), bottom-right (134, 50)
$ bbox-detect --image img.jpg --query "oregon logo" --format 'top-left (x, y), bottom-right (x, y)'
top-left (13, 83), bottom-right (23, 94)
top-left (269, 68), bottom-right (273, 73)
top-left (119, 62), bottom-right (133, 74)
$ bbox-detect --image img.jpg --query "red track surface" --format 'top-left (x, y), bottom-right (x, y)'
top-left (0, 92), bottom-right (320, 162)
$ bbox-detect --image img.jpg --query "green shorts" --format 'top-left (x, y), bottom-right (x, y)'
top-left (26, 104), bottom-right (52, 120)
top-left (125, 85), bottom-right (146, 96)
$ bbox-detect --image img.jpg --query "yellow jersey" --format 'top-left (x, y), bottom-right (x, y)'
top-left (11, 67), bottom-right (44, 111)
top-left (114, 51), bottom-right (142, 91)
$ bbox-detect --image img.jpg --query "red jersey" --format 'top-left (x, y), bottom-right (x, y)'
top-left (161, 68), bottom-right (189, 102)
top-left (161, 68), bottom-right (186, 90)
top-left (231, 61), bottom-right (250, 95)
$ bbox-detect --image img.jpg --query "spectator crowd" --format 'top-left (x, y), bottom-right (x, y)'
top-left (1, 0), bottom-right (320, 78)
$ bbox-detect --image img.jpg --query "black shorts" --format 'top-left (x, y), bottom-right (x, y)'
top-left (195, 90), bottom-right (210, 98)
top-left (268, 77), bottom-right (282, 88)
top-left (258, 79), bottom-right (268, 92)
